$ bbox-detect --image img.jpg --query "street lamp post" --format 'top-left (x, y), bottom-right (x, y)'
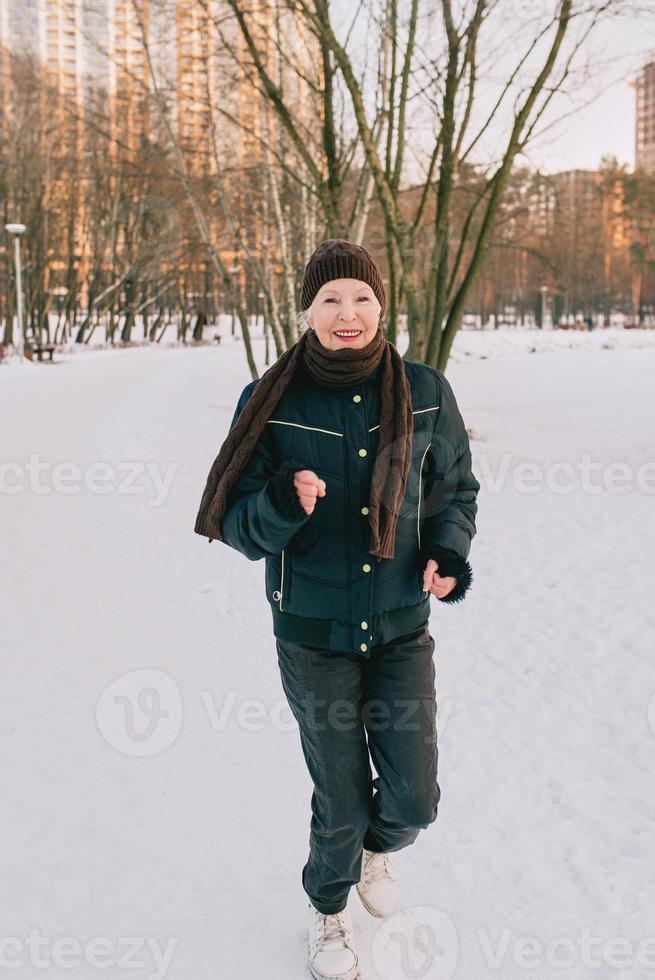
top-left (230, 265), bottom-right (239, 337)
top-left (540, 285), bottom-right (549, 330)
top-left (5, 223), bottom-right (27, 358)
top-left (258, 290), bottom-right (269, 364)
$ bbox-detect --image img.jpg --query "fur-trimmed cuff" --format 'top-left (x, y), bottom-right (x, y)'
top-left (266, 461), bottom-right (308, 522)
top-left (430, 546), bottom-right (473, 604)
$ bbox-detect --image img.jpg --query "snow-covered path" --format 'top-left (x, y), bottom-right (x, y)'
top-left (1, 335), bottom-right (654, 980)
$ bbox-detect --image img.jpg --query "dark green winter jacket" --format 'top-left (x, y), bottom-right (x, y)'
top-left (213, 356), bottom-right (479, 656)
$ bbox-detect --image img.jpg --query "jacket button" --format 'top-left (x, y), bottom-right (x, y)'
top-left (361, 621), bottom-right (368, 630)
top-left (353, 394), bottom-right (362, 403)
top-left (358, 448), bottom-right (367, 457)
top-left (360, 643), bottom-right (368, 652)
top-left (361, 506), bottom-right (369, 515)
top-left (362, 563), bottom-right (371, 573)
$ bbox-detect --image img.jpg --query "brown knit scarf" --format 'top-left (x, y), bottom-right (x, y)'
top-left (194, 326), bottom-right (413, 559)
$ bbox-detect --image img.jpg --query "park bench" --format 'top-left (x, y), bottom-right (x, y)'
top-left (25, 343), bottom-right (56, 362)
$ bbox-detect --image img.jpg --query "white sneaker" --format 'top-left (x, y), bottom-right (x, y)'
top-left (355, 848), bottom-right (400, 918)
top-left (308, 900), bottom-right (358, 980)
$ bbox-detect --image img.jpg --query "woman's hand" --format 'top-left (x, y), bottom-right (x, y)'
top-left (422, 558), bottom-right (457, 599)
top-left (294, 469), bottom-right (327, 515)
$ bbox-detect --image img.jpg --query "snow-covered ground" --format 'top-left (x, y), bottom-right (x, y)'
top-left (1, 329), bottom-right (654, 980)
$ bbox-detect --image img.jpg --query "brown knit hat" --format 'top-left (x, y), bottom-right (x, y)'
top-left (299, 239), bottom-right (387, 319)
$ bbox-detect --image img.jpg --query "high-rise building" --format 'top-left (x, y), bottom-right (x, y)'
top-left (544, 169), bottom-right (626, 251)
top-left (635, 60), bottom-right (655, 174)
top-left (0, 0), bottom-right (92, 99)
top-left (1, 0), bottom-right (321, 305)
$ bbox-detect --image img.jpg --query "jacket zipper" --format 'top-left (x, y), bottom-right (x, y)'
top-left (272, 412), bottom-right (438, 612)
top-left (272, 549), bottom-right (286, 611)
top-left (417, 444), bottom-right (431, 550)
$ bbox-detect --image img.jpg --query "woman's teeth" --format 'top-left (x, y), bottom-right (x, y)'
top-left (335, 330), bottom-right (361, 337)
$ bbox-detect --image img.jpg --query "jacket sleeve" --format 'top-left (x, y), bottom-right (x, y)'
top-left (419, 369), bottom-right (480, 603)
top-left (218, 382), bottom-right (311, 561)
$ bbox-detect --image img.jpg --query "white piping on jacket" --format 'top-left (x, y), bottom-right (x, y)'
top-left (268, 405), bottom-right (440, 437)
top-left (267, 420), bottom-right (343, 437)
top-left (368, 405), bottom-right (439, 433)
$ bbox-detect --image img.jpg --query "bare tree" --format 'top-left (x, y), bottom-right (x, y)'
top-left (225, 0), bottom-right (623, 369)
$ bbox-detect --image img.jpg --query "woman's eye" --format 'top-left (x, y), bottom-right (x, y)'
top-left (324, 297), bottom-right (370, 303)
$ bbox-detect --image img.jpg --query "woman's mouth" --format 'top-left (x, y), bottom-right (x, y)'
top-left (333, 329), bottom-right (362, 342)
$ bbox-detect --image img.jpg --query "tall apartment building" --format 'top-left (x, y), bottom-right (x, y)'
top-left (1, 0), bottom-right (320, 303)
top-left (635, 60), bottom-right (655, 174)
top-left (0, 0), bottom-right (89, 103)
top-left (0, 0), bottom-right (89, 292)
top-left (513, 168), bottom-right (629, 316)
top-left (548, 169), bottom-right (626, 253)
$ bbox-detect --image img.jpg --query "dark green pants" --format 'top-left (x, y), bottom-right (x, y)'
top-left (276, 622), bottom-right (440, 915)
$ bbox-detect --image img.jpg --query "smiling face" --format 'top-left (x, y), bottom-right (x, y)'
top-left (309, 278), bottom-right (382, 351)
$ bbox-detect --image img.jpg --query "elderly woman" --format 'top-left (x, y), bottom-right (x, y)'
top-left (195, 239), bottom-right (479, 980)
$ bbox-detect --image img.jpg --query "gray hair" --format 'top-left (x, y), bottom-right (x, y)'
top-left (296, 306), bottom-right (313, 333)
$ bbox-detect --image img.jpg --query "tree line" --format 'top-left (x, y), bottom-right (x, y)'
top-left (1, 0), bottom-right (650, 376)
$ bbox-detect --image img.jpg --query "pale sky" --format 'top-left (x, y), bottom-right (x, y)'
top-left (393, 4), bottom-right (654, 180)
top-left (530, 80), bottom-right (636, 172)
top-left (517, 10), bottom-right (652, 174)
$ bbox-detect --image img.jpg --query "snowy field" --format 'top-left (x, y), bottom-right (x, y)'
top-left (1, 328), bottom-right (654, 980)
